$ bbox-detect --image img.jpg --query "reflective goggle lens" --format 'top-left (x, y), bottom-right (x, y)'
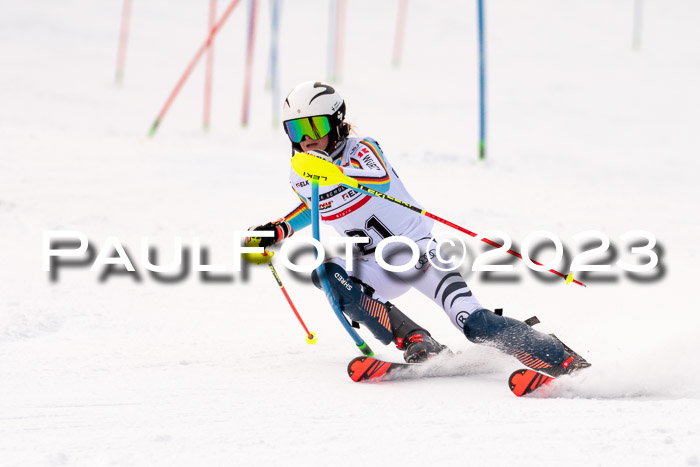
top-left (284, 116), bottom-right (332, 143)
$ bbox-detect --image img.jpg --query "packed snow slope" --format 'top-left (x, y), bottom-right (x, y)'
top-left (1, 0), bottom-right (699, 466)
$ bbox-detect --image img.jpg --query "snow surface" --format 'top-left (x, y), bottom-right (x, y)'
top-left (1, 0), bottom-right (700, 465)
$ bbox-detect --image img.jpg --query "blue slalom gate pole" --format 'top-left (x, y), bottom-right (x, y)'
top-left (477, 0), bottom-right (486, 160)
top-left (311, 180), bottom-right (373, 356)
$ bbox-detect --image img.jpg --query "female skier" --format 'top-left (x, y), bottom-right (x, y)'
top-left (248, 81), bottom-right (588, 375)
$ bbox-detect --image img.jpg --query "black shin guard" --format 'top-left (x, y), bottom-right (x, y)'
top-left (311, 263), bottom-right (393, 344)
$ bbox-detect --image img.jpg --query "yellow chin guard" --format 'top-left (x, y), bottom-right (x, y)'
top-left (291, 152), bottom-right (357, 188)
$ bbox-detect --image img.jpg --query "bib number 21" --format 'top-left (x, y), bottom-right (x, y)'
top-left (345, 215), bottom-right (394, 255)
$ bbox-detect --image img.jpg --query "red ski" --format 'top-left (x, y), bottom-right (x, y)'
top-left (347, 356), bottom-right (411, 382)
top-left (347, 354), bottom-right (473, 382)
top-left (508, 369), bottom-right (556, 397)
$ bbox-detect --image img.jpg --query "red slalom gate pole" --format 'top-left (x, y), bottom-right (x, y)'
top-left (115, 0), bottom-right (132, 83)
top-left (392, 0), bottom-right (408, 67)
top-left (268, 263), bottom-right (317, 344)
top-left (203, 0), bottom-right (216, 130)
top-left (240, 0), bottom-right (258, 127)
top-left (148, 0), bottom-right (243, 137)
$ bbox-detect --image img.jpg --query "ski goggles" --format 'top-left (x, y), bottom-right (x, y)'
top-left (284, 116), bottom-right (332, 143)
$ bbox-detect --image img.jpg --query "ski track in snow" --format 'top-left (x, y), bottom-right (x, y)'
top-left (2, 0), bottom-right (700, 466)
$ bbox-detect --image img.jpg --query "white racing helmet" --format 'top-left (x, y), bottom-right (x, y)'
top-left (282, 81), bottom-right (348, 152)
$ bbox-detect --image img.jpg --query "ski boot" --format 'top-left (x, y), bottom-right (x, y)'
top-left (463, 308), bottom-right (591, 376)
top-left (388, 303), bottom-right (449, 363)
top-left (397, 331), bottom-right (449, 363)
top-left (541, 334), bottom-right (591, 377)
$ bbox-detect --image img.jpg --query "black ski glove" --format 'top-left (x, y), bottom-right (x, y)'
top-left (247, 220), bottom-right (291, 248)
